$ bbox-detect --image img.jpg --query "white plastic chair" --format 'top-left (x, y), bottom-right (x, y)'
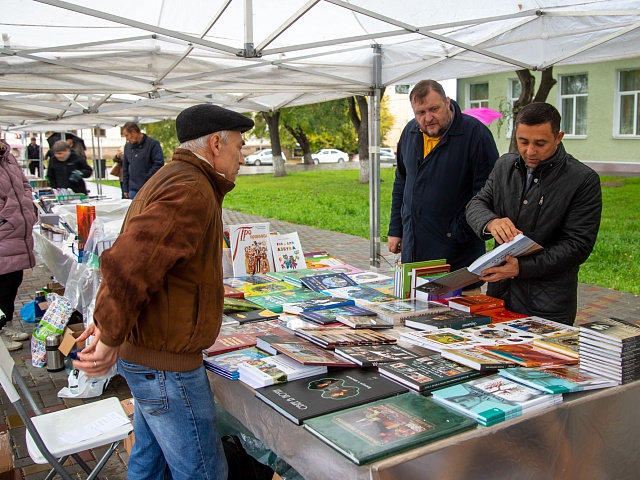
top-left (0, 340), bottom-right (133, 480)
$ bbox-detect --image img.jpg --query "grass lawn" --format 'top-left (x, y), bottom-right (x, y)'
top-left (102, 172), bottom-right (640, 294)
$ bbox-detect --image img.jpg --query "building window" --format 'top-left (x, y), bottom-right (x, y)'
top-left (506, 79), bottom-right (522, 137)
top-left (559, 74), bottom-right (588, 136)
top-left (468, 83), bottom-right (489, 108)
top-left (617, 69), bottom-right (640, 136)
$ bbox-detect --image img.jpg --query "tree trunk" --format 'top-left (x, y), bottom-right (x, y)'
top-left (284, 125), bottom-right (313, 164)
top-left (508, 68), bottom-right (556, 153)
top-left (261, 111), bottom-right (286, 177)
top-left (349, 96), bottom-right (370, 183)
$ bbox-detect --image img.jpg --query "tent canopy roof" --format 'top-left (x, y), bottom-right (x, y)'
top-left (2, 0), bottom-right (639, 129)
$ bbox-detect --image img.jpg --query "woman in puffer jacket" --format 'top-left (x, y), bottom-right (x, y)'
top-left (0, 138), bottom-right (36, 350)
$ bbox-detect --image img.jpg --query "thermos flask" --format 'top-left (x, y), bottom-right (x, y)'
top-left (46, 334), bottom-right (65, 372)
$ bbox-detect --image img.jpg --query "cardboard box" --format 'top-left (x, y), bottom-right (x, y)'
top-left (58, 323), bottom-right (86, 356)
top-left (0, 432), bottom-right (14, 480)
top-left (120, 398), bottom-right (135, 455)
top-left (46, 281), bottom-right (65, 296)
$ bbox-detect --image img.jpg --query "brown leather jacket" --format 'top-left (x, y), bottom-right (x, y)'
top-left (95, 149), bottom-right (234, 371)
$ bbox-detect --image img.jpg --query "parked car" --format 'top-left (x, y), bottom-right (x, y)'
top-left (244, 149), bottom-right (286, 166)
top-left (311, 149), bottom-right (349, 164)
top-left (351, 151), bottom-right (397, 165)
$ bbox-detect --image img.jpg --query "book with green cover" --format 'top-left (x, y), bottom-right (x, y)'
top-left (303, 392), bottom-right (476, 465)
top-left (394, 258), bottom-right (447, 299)
top-left (498, 366), bottom-right (618, 394)
top-left (247, 289), bottom-right (328, 313)
top-left (240, 281), bottom-right (299, 296)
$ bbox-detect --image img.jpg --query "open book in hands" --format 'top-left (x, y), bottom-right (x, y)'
top-left (415, 234), bottom-right (543, 296)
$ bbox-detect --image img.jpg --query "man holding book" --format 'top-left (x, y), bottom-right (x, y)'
top-left (73, 104), bottom-right (253, 480)
top-left (466, 102), bottom-right (602, 325)
top-left (388, 80), bottom-right (499, 274)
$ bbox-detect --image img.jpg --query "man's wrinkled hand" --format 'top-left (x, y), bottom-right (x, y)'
top-left (486, 218), bottom-right (521, 245)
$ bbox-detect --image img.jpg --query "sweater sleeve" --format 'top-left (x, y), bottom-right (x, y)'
top-left (94, 183), bottom-right (213, 347)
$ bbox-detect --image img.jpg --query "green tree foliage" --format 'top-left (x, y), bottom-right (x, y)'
top-left (140, 119), bottom-right (179, 160)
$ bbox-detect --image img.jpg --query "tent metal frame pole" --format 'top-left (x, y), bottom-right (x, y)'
top-left (369, 44), bottom-right (382, 271)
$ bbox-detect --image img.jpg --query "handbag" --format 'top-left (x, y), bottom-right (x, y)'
top-left (110, 162), bottom-right (122, 177)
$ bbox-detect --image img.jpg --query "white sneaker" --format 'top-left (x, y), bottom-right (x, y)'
top-left (3, 326), bottom-right (30, 341)
top-left (3, 338), bottom-right (22, 351)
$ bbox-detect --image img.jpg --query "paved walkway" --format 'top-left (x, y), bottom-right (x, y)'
top-left (2, 182), bottom-right (639, 479)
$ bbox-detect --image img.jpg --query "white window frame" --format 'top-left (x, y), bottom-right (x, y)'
top-left (614, 69), bottom-right (640, 139)
top-left (558, 73), bottom-right (588, 139)
top-left (467, 83), bottom-right (489, 109)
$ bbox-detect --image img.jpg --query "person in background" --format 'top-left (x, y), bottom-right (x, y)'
top-left (27, 137), bottom-right (41, 177)
top-left (122, 122), bottom-right (164, 200)
top-left (0, 137), bottom-right (36, 351)
top-left (73, 104), bottom-right (253, 480)
top-left (46, 140), bottom-right (92, 194)
top-left (466, 102), bottom-right (602, 325)
top-left (388, 79), bottom-right (499, 276)
top-left (111, 147), bottom-right (125, 198)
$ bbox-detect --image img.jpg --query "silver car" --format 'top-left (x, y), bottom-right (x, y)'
top-left (244, 149), bottom-right (287, 166)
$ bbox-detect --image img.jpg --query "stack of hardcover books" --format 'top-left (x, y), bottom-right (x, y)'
top-left (203, 347), bottom-right (270, 380)
top-left (579, 317), bottom-right (640, 384)
top-left (237, 354), bottom-right (327, 389)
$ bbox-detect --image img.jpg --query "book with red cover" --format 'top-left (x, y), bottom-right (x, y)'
top-left (448, 294), bottom-right (505, 313)
top-left (477, 343), bottom-right (579, 368)
top-left (76, 204), bottom-right (96, 249)
top-left (205, 324), bottom-right (288, 356)
top-left (474, 308), bottom-right (528, 323)
top-left (224, 285), bottom-right (245, 299)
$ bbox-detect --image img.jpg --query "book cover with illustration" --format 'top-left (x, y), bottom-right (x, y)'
top-left (366, 298), bottom-right (450, 324)
top-left (377, 353), bottom-right (482, 392)
top-left (533, 332), bottom-right (580, 358)
top-left (498, 365), bottom-right (618, 394)
top-left (400, 328), bottom-right (491, 352)
top-left (237, 354), bottom-right (327, 389)
top-left (229, 223), bottom-right (275, 276)
top-left (477, 343), bottom-right (579, 368)
top-left (293, 327), bottom-right (396, 349)
top-left (269, 231), bottom-right (307, 272)
top-left (281, 296), bottom-right (355, 314)
top-left (300, 272), bottom-right (358, 292)
top-left (333, 344), bottom-right (423, 367)
top-left (270, 341), bottom-right (358, 367)
top-left (323, 285), bottom-right (397, 306)
top-left (431, 374), bottom-right (562, 426)
top-left (404, 310), bottom-right (492, 332)
top-left (247, 289), bottom-right (329, 313)
top-left (203, 347), bottom-right (270, 380)
top-left (255, 368), bottom-right (408, 425)
top-left (498, 316), bottom-right (578, 338)
top-left (440, 347), bottom-right (518, 371)
top-left (303, 393), bottom-right (476, 465)
top-left (300, 305), bottom-right (376, 325)
top-left (240, 281), bottom-right (299, 297)
top-left (347, 271), bottom-right (392, 284)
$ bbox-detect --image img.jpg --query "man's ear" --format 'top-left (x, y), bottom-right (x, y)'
top-left (209, 133), bottom-right (222, 155)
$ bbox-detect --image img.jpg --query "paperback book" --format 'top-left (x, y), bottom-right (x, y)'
top-left (475, 308), bottom-right (528, 323)
top-left (579, 317), bottom-right (640, 347)
top-left (255, 368), bottom-right (408, 425)
top-left (321, 264), bottom-right (365, 275)
top-left (533, 332), bottom-right (580, 359)
top-left (225, 308), bottom-right (280, 324)
top-left (366, 298), bottom-right (450, 325)
top-left (404, 310), bottom-right (492, 332)
top-left (282, 268), bottom-right (328, 287)
top-left (498, 316), bottom-right (578, 338)
top-left (440, 347), bottom-right (518, 371)
top-left (203, 347), bottom-right (270, 380)
top-left (477, 344), bottom-right (579, 367)
top-left (228, 223), bottom-right (274, 276)
top-left (300, 272), bottom-right (358, 292)
top-left (293, 327), bottom-right (397, 349)
top-left (303, 393), bottom-right (477, 465)
top-left (223, 275), bottom-right (273, 288)
top-left (362, 278), bottom-right (396, 296)
top-left (347, 271), bottom-right (393, 284)
top-left (247, 289), bottom-right (329, 313)
top-left (299, 305), bottom-right (377, 325)
top-left (498, 365), bottom-right (618, 394)
top-left (269, 231), bottom-right (307, 271)
top-left (377, 353), bottom-right (483, 392)
top-left (457, 323), bottom-right (541, 346)
top-left (281, 296), bottom-right (355, 314)
top-left (400, 328), bottom-right (492, 352)
top-left (334, 315), bottom-right (393, 329)
top-left (431, 374), bottom-right (562, 426)
top-left (223, 297), bottom-right (264, 314)
top-left (448, 294), bottom-right (505, 313)
top-left (394, 259), bottom-right (447, 299)
top-left (271, 341), bottom-right (359, 367)
top-left (416, 234), bottom-right (543, 296)
top-left (240, 281), bottom-right (299, 297)
top-left (333, 344), bottom-right (422, 367)
top-left (255, 334), bottom-right (301, 355)
top-left (322, 285), bottom-right (397, 306)
top-left (238, 354), bottom-right (327, 389)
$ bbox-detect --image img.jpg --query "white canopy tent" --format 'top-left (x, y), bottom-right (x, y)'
top-left (3, 0), bottom-right (639, 267)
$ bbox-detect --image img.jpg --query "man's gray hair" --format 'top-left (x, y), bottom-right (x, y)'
top-left (179, 130), bottom-right (231, 151)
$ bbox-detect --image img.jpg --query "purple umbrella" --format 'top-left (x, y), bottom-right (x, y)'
top-left (461, 107), bottom-right (502, 125)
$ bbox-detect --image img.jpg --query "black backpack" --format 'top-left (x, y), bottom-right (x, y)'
top-left (222, 434), bottom-right (275, 480)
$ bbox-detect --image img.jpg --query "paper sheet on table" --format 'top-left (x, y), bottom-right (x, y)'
top-left (59, 411), bottom-right (130, 444)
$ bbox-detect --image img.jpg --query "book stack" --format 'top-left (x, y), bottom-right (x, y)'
top-left (476, 343), bottom-right (579, 368)
top-left (366, 298), bottom-right (450, 325)
top-left (394, 259), bottom-right (447, 299)
top-left (237, 354), bottom-right (327, 389)
top-left (440, 347), bottom-right (518, 371)
top-left (303, 393), bottom-right (476, 465)
top-left (281, 296), bottom-right (354, 315)
top-left (247, 289), bottom-right (329, 313)
top-left (294, 327), bottom-right (397, 349)
top-left (299, 305), bottom-right (376, 325)
top-left (400, 328), bottom-right (491, 352)
top-left (533, 331), bottom-right (580, 359)
top-left (498, 365), bottom-right (618, 394)
top-left (322, 285), bottom-right (397, 306)
top-left (300, 272), bottom-right (358, 292)
top-left (448, 294), bottom-right (505, 313)
top-left (333, 344), bottom-right (423, 367)
top-left (579, 317), bottom-right (640, 384)
top-left (203, 347), bottom-right (270, 380)
top-left (404, 309), bottom-right (492, 332)
top-left (431, 374), bottom-right (563, 426)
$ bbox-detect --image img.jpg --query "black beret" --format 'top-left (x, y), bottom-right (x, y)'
top-left (176, 104), bottom-right (254, 143)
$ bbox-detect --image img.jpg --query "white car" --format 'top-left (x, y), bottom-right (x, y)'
top-left (311, 149), bottom-right (349, 164)
top-left (244, 149), bottom-right (286, 166)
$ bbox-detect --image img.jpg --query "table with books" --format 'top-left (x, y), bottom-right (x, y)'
top-left (207, 236), bottom-right (640, 480)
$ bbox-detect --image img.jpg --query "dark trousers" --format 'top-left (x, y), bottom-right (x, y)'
top-left (0, 270), bottom-right (24, 329)
top-left (28, 161), bottom-right (40, 177)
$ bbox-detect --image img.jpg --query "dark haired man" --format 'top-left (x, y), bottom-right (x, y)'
top-left (466, 102), bottom-right (602, 325)
top-left (27, 137), bottom-right (41, 176)
top-left (388, 79), bottom-right (499, 275)
top-left (122, 122), bottom-right (164, 199)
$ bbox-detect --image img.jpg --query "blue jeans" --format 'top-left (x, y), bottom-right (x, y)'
top-left (118, 359), bottom-right (228, 480)
top-left (129, 189), bottom-right (139, 199)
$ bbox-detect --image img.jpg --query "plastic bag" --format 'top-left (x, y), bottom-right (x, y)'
top-left (31, 293), bottom-right (74, 368)
top-left (19, 301), bottom-right (36, 323)
top-left (58, 364), bottom-right (117, 398)
top-left (82, 217), bottom-right (111, 268)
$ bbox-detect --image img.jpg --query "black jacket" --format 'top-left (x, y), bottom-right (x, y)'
top-left (388, 99), bottom-right (499, 271)
top-left (123, 134), bottom-right (164, 192)
top-left (466, 143), bottom-right (602, 325)
top-left (46, 151), bottom-right (92, 194)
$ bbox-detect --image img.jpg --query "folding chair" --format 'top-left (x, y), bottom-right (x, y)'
top-left (0, 340), bottom-right (133, 480)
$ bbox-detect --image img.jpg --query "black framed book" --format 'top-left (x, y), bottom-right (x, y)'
top-left (333, 344), bottom-right (423, 367)
top-left (255, 368), bottom-right (408, 425)
top-left (303, 392), bottom-right (477, 465)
